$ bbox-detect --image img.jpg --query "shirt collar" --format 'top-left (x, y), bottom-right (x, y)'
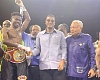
top-left (31, 37), bottom-right (36, 40)
top-left (71, 33), bottom-right (83, 38)
top-left (30, 35), bottom-right (36, 40)
top-left (42, 28), bottom-right (57, 34)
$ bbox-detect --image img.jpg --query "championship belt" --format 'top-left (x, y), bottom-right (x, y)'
top-left (4, 48), bottom-right (27, 63)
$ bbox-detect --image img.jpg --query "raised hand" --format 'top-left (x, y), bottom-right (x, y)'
top-left (25, 47), bottom-right (32, 58)
top-left (96, 70), bottom-right (100, 78)
top-left (15, 0), bottom-right (24, 7)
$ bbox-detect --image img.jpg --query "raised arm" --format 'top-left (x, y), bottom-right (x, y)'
top-left (15, 0), bottom-right (31, 33)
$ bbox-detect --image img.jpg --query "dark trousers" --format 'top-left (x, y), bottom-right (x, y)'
top-left (1, 59), bottom-right (8, 80)
top-left (28, 65), bottom-right (40, 80)
top-left (40, 69), bottom-right (66, 80)
top-left (1, 59), bottom-right (28, 80)
top-left (91, 76), bottom-right (100, 80)
top-left (67, 76), bottom-right (91, 80)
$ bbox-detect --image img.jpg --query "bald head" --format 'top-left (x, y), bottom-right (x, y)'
top-left (2, 20), bottom-right (11, 28)
top-left (29, 25), bottom-right (41, 37)
top-left (58, 23), bottom-right (69, 36)
top-left (58, 23), bottom-right (69, 32)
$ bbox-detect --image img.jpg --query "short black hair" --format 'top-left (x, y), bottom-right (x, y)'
top-left (11, 12), bottom-right (22, 18)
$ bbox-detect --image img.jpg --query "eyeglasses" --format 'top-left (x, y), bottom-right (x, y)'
top-left (46, 19), bottom-right (55, 23)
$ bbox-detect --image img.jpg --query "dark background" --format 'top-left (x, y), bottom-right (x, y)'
top-left (0, 0), bottom-right (100, 42)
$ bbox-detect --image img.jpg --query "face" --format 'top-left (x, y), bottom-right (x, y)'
top-left (11, 15), bottom-right (22, 28)
top-left (70, 22), bottom-right (82, 36)
top-left (58, 26), bottom-right (65, 32)
top-left (30, 26), bottom-right (41, 37)
top-left (45, 16), bottom-right (55, 29)
top-left (2, 20), bottom-right (11, 28)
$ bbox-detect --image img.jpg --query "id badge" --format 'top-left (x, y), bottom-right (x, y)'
top-left (76, 67), bottom-right (84, 73)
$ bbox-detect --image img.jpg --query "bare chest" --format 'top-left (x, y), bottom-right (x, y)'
top-left (8, 29), bottom-right (22, 44)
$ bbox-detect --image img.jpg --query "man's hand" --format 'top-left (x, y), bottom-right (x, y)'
top-left (58, 59), bottom-right (65, 71)
top-left (25, 47), bottom-right (32, 57)
top-left (88, 69), bottom-right (95, 78)
top-left (15, 0), bottom-right (24, 7)
top-left (18, 45), bottom-right (32, 58)
top-left (18, 75), bottom-right (27, 80)
top-left (96, 70), bottom-right (100, 78)
top-left (18, 44), bottom-right (26, 50)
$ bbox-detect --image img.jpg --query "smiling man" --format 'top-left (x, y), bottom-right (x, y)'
top-left (66, 20), bottom-right (96, 80)
top-left (1, 0), bottom-right (31, 80)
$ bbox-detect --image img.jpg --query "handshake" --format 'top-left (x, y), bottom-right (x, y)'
top-left (18, 44), bottom-right (32, 57)
top-left (18, 44), bottom-right (31, 52)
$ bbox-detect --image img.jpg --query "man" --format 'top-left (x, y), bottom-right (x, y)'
top-left (95, 41), bottom-right (100, 78)
top-left (92, 32), bottom-right (100, 80)
top-left (0, 20), bottom-right (11, 80)
top-left (22, 25), bottom-right (41, 80)
top-left (2, 20), bottom-right (11, 28)
top-left (32, 14), bottom-right (67, 80)
top-left (0, 25), bottom-right (3, 80)
top-left (1, 0), bottom-right (31, 80)
top-left (66, 20), bottom-right (96, 80)
top-left (1, 20), bottom-right (11, 51)
top-left (58, 23), bottom-right (69, 37)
